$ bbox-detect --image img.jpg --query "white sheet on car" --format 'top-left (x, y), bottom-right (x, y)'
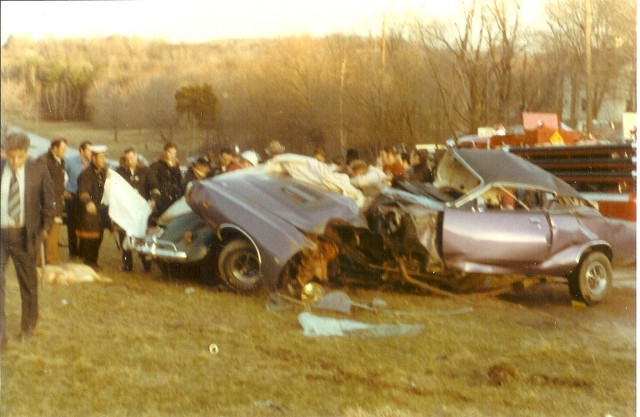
top-left (102, 169), bottom-right (152, 237)
top-left (265, 154), bottom-right (366, 207)
top-left (349, 166), bottom-right (390, 197)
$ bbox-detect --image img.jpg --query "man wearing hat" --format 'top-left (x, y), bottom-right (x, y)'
top-left (76, 144), bottom-right (111, 269)
top-left (239, 150), bottom-right (260, 168)
top-left (183, 155), bottom-right (213, 188)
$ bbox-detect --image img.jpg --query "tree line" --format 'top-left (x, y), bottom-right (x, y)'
top-left (1, 0), bottom-right (635, 161)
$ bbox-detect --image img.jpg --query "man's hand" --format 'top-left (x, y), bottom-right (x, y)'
top-left (86, 201), bottom-right (97, 214)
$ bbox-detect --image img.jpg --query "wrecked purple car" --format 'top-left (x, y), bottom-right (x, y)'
top-left (131, 149), bottom-right (635, 305)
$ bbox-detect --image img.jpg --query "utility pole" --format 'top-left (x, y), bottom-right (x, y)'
top-left (381, 15), bottom-right (387, 68)
top-left (339, 56), bottom-right (346, 157)
top-left (32, 66), bottom-right (39, 133)
top-left (585, 0), bottom-right (593, 135)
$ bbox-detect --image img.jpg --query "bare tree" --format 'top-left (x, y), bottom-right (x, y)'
top-left (86, 75), bottom-right (138, 142)
top-left (136, 75), bottom-right (181, 145)
top-left (544, 0), bottom-right (637, 125)
top-left (485, 0), bottom-right (523, 123)
top-left (416, 0), bottom-right (493, 135)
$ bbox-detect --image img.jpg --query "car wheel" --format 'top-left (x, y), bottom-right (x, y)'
top-left (218, 239), bottom-right (262, 293)
top-left (568, 252), bottom-right (612, 305)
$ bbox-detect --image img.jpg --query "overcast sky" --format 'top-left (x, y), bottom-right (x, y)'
top-left (1, 0), bottom-right (544, 44)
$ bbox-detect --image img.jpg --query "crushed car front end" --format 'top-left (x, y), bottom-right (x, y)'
top-left (187, 167), bottom-right (366, 291)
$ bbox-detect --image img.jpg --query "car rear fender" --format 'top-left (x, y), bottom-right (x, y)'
top-left (575, 240), bottom-right (613, 265)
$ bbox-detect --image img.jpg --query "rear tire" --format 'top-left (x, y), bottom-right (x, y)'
top-left (568, 252), bottom-right (612, 305)
top-left (218, 239), bottom-right (262, 293)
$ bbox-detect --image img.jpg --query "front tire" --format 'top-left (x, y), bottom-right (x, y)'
top-left (218, 239), bottom-right (262, 293)
top-left (569, 252), bottom-right (612, 305)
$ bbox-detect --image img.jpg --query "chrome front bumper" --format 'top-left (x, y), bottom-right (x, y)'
top-left (124, 234), bottom-right (188, 261)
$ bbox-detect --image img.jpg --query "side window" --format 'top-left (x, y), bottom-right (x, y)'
top-left (479, 187), bottom-right (548, 211)
top-left (516, 189), bottom-right (547, 210)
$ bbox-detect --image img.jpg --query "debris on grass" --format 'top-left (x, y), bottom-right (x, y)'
top-left (298, 312), bottom-right (425, 337)
top-left (253, 400), bottom-right (287, 412)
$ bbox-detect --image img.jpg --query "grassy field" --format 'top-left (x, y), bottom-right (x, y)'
top-left (0, 229), bottom-right (636, 417)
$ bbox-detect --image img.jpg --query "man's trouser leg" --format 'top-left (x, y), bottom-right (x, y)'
top-left (119, 230), bottom-right (133, 271)
top-left (0, 231), bottom-right (10, 346)
top-left (66, 197), bottom-right (79, 258)
top-left (81, 232), bottom-right (103, 267)
top-left (44, 223), bottom-right (61, 265)
top-left (1, 229), bottom-right (38, 338)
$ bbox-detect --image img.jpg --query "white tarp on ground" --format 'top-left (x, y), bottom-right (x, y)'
top-left (298, 312), bottom-right (425, 338)
top-left (265, 154), bottom-right (366, 207)
top-left (102, 169), bottom-right (152, 237)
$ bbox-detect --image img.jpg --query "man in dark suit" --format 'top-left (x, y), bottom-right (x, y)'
top-left (149, 142), bottom-right (183, 216)
top-left (115, 147), bottom-right (159, 272)
top-left (37, 138), bottom-right (68, 265)
top-left (1, 133), bottom-right (55, 349)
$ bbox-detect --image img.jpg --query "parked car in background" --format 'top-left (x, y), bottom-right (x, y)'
top-left (129, 150), bottom-right (636, 305)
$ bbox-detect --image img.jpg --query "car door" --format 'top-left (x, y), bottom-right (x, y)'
top-left (441, 207), bottom-right (552, 272)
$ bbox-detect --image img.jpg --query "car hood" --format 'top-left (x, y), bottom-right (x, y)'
top-left (435, 148), bottom-right (580, 197)
top-left (187, 167), bottom-right (366, 234)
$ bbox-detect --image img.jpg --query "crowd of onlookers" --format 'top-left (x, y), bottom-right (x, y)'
top-left (1, 135), bottom-right (437, 273)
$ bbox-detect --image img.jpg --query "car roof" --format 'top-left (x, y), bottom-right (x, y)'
top-left (453, 148), bottom-right (580, 196)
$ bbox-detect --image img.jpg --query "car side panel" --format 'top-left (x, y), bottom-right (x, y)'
top-left (442, 209), bottom-right (551, 273)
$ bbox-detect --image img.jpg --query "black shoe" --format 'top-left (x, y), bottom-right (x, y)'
top-left (121, 265), bottom-right (133, 272)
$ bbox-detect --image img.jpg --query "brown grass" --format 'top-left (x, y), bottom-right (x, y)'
top-left (0, 229), bottom-right (635, 417)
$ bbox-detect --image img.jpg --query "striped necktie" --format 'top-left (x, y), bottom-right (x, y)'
top-left (8, 171), bottom-right (21, 224)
